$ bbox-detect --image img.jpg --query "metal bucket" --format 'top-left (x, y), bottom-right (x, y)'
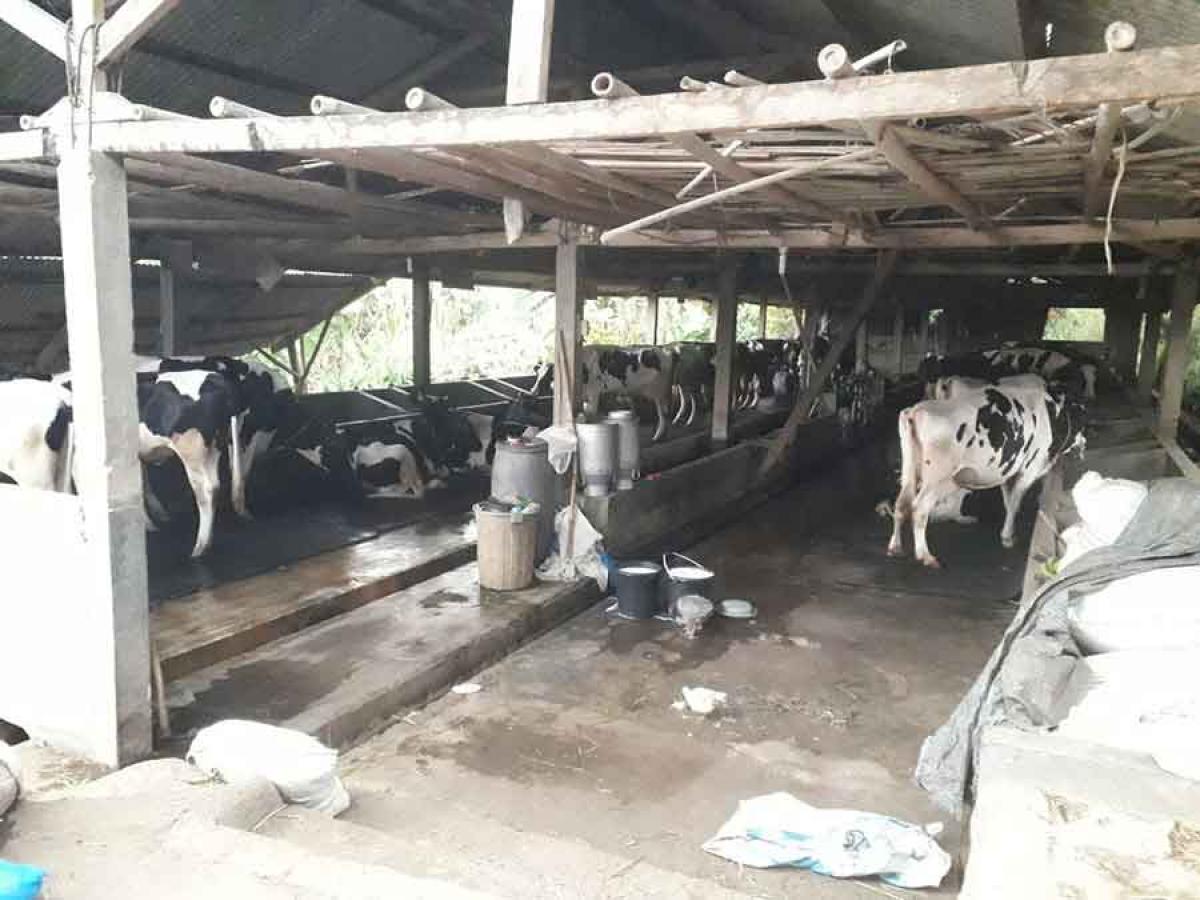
top-left (605, 410), bottom-right (639, 490)
top-left (611, 559), bottom-right (662, 619)
top-left (491, 436), bottom-right (556, 563)
top-left (659, 552), bottom-right (716, 616)
top-left (576, 422), bottom-right (617, 497)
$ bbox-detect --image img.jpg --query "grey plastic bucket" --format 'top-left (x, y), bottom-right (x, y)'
top-left (611, 559), bottom-right (663, 619)
top-left (659, 552), bottom-right (715, 616)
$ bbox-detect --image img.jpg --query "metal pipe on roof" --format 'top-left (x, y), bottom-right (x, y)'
top-left (404, 87), bottom-right (456, 112)
top-left (310, 95), bottom-right (374, 116)
top-left (724, 70), bottom-right (763, 87)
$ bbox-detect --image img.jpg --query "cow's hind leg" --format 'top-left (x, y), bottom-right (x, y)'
top-left (912, 481), bottom-right (955, 568)
top-left (651, 397), bottom-right (668, 442)
top-left (172, 431), bottom-right (220, 558)
top-left (999, 470), bottom-right (1038, 548)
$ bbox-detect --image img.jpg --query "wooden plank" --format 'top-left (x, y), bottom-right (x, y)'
top-left (711, 262), bottom-right (738, 446)
top-left (411, 259), bottom-right (432, 386)
top-left (867, 122), bottom-right (990, 228)
top-left (0, 129), bottom-right (47, 162)
top-left (96, 0), bottom-right (181, 65)
top-left (153, 513), bottom-right (476, 680)
top-left (80, 44), bottom-right (1200, 155)
top-left (1158, 264), bottom-right (1199, 438)
top-left (601, 219), bottom-right (1200, 250)
top-left (0, 0), bottom-right (67, 59)
top-left (553, 225), bottom-right (582, 427)
top-left (504, 0), bottom-right (556, 242)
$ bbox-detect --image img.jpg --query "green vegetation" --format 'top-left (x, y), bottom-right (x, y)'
top-left (1043, 306), bottom-right (1105, 342)
top-left (284, 281), bottom-right (800, 392)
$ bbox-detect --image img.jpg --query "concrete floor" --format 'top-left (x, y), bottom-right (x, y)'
top-left (263, 484), bottom-right (1022, 898)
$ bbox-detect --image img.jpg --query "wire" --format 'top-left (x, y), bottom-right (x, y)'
top-left (1104, 129), bottom-right (1129, 276)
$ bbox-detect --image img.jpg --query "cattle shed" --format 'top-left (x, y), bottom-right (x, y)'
top-left (3, 1), bottom-right (1200, 892)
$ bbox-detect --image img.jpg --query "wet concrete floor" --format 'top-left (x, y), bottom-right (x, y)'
top-left (294, 480), bottom-right (1022, 897)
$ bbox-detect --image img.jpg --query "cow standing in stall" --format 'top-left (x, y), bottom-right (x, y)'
top-left (887, 380), bottom-right (1086, 568)
top-left (0, 378), bottom-right (73, 493)
top-left (580, 345), bottom-right (676, 442)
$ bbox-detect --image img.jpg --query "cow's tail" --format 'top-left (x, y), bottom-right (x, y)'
top-left (896, 406), bottom-right (922, 499)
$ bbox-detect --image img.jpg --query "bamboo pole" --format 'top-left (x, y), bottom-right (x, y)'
top-left (759, 249), bottom-right (899, 476)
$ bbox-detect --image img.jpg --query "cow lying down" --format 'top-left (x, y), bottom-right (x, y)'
top-left (0, 378), bottom-right (73, 493)
top-left (888, 377), bottom-right (1085, 568)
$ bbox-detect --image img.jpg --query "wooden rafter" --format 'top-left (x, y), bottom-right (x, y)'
top-left (67, 44), bottom-right (1200, 157)
top-left (96, 0), bottom-right (182, 65)
top-left (0, 0), bottom-right (67, 60)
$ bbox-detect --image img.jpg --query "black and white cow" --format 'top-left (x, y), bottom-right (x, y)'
top-left (137, 369), bottom-right (239, 557)
top-left (0, 378), bottom-right (73, 493)
top-left (580, 345), bottom-right (675, 442)
top-left (150, 356), bottom-right (295, 518)
top-left (670, 342), bottom-right (715, 427)
top-left (920, 346), bottom-right (1096, 400)
top-left (887, 380), bottom-right (1086, 568)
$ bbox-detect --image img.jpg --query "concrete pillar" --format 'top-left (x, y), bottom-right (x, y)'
top-left (1159, 264), bottom-right (1199, 438)
top-left (854, 320), bottom-right (868, 373)
top-left (1137, 308), bottom-right (1163, 399)
top-left (641, 289), bottom-right (659, 344)
top-left (711, 263), bottom-right (739, 446)
top-left (758, 298), bottom-right (768, 338)
top-left (917, 307), bottom-right (930, 360)
top-left (411, 260), bottom-right (432, 387)
top-left (553, 226), bottom-right (583, 427)
top-left (56, 146), bottom-right (152, 767)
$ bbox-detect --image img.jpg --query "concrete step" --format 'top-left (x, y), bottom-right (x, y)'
top-left (166, 563), bottom-right (599, 748)
top-left (154, 510), bottom-right (476, 680)
top-left (260, 802), bottom-right (755, 899)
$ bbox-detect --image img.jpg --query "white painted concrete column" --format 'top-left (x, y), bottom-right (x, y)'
top-left (553, 225), bottom-right (583, 427)
top-left (57, 146), bottom-right (152, 766)
top-left (854, 320), bottom-right (868, 373)
top-left (711, 262), bottom-right (738, 446)
top-left (411, 259), bottom-right (432, 387)
top-left (1159, 263), bottom-right (1199, 438)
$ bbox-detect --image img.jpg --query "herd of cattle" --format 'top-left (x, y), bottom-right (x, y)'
top-left (1, 336), bottom-right (1100, 567)
top-left (0, 338), bottom-right (819, 558)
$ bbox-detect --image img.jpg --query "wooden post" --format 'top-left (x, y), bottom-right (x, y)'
top-left (917, 306), bottom-right (930, 360)
top-left (57, 144), bottom-right (152, 766)
top-left (553, 225), bottom-right (583, 427)
top-left (1103, 302), bottom-right (1140, 383)
top-left (642, 289), bottom-right (659, 344)
top-left (503, 0), bottom-right (555, 242)
top-left (855, 320), bottom-right (868, 373)
top-left (758, 297), bottom-right (768, 338)
top-left (892, 302), bottom-right (904, 375)
top-left (711, 261), bottom-right (739, 447)
top-left (1158, 264), bottom-right (1199, 438)
top-left (761, 250), bottom-right (899, 475)
top-left (411, 259), bottom-right (432, 387)
top-left (1137, 308), bottom-right (1163, 399)
top-left (156, 240), bottom-right (190, 356)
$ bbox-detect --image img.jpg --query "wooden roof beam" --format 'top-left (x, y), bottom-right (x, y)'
top-left (0, 1), bottom-right (67, 60)
top-left (96, 0), bottom-right (183, 66)
top-left (818, 44), bottom-right (991, 230)
top-left (62, 42), bottom-right (1200, 156)
top-left (591, 72), bottom-right (846, 225)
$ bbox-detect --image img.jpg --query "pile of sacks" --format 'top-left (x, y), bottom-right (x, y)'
top-left (1053, 472), bottom-right (1200, 780)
